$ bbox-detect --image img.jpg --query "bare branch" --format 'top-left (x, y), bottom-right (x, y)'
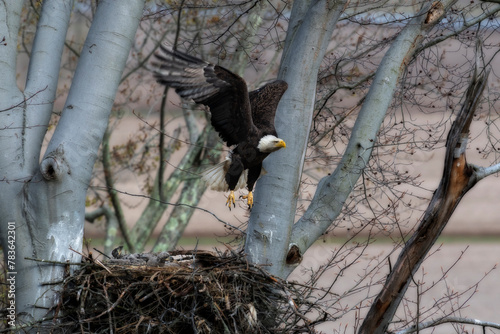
top-left (289, 0), bottom-right (458, 276)
top-left (0, 86), bottom-right (48, 113)
top-left (358, 61), bottom-right (490, 334)
top-left (94, 185), bottom-right (243, 234)
top-left (102, 127), bottom-right (134, 253)
top-left (395, 316), bottom-right (500, 334)
top-left (473, 162), bottom-right (500, 180)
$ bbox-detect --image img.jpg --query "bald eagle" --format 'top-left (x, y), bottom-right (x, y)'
top-left (152, 46), bottom-right (287, 209)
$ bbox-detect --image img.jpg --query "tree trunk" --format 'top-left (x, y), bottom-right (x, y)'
top-left (245, 0), bottom-right (347, 278)
top-left (275, 0), bottom-right (454, 279)
top-left (0, 0), bottom-right (144, 328)
top-left (153, 127), bottom-right (222, 251)
top-left (359, 67), bottom-right (493, 334)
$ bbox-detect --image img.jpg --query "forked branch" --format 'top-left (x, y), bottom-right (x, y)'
top-left (358, 66), bottom-right (490, 334)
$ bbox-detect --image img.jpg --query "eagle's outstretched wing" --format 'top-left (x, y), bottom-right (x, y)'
top-left (152, 46), bottom-right (257, 146)
top-left (249, 80), bottom-right (288, 135)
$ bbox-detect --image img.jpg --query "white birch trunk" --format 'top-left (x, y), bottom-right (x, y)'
top-left (245, 0), bottom-right (457, 279)
top-left (245, 0), bottom-right (347, 277)
top-left (289, 0), bottom-right (457, 278)
top-left (0, 0), bottom-right (144, 327)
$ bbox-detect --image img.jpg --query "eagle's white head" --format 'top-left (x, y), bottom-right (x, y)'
top-left (257, 135), bottom-right (286, 153)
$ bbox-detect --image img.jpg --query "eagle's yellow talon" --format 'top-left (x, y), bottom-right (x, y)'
top-left (226, 191), bottom-right (236, 209)
top-left (242, 191), bottom-right (253, 209)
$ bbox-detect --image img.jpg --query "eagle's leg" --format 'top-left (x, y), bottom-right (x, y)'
top-left (242, 163), bottom-right (262, 209)
top-left (225, 159), bottom-right (244, 209)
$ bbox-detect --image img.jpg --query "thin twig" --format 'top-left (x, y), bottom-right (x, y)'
top-left (395, 316), bottom-right (500, 334)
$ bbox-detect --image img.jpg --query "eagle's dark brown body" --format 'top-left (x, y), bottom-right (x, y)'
top-left (152, 46), bottom-right (287, 208)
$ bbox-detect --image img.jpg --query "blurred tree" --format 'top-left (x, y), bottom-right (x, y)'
top-left (83, 0), bottom-right (286, 254)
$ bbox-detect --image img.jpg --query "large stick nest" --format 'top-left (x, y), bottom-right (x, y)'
top-left (55, 250), bottom-right (321, 333)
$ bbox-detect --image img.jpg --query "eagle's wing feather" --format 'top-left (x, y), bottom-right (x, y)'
top-left (249, 80), bottom-right (288, 135)
top-left (152, 46), bottom-right (256, 146)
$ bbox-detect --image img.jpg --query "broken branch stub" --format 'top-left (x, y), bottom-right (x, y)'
top-left (358, 69), bottom-right (489, 334)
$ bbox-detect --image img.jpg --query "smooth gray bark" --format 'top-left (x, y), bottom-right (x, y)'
top-left (286, 0), bottom-right (457, 278)
top-left (1, 0), bottom-right (75, 324)
top-left (245, 0), bottom-right (347, 277)
top-left (245, 0), bottom-right (461, 279)
top-left (0, 0), bottom-right (144, 328)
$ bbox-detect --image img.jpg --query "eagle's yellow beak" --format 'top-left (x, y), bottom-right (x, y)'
top-left (276, 139), bottom-right (286, 149)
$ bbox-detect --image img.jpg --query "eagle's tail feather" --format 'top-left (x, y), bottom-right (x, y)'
top-left (201, 157), bottom-right (247, 192)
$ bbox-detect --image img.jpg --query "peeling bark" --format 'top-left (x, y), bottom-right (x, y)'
top-left (358, 68), bottom-right (489, 334)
